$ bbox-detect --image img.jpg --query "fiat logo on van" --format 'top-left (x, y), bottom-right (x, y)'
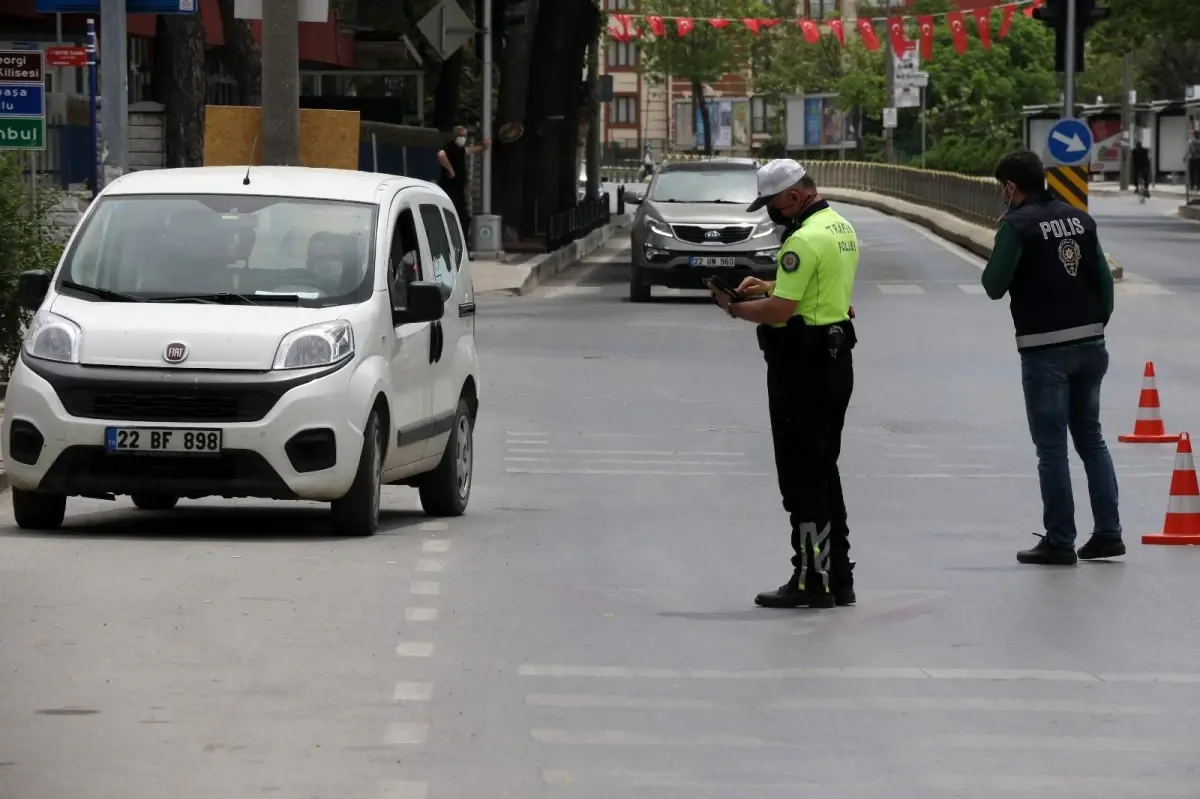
top-left (163, 342), bottom-right (189, 364)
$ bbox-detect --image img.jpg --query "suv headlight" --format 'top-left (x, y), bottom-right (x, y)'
top-left (751, 221), bottom-right (779, 239)
top-left (643, 217), bottom-right (674, 238)
top-left (272, 320), bottom-right (354, 370)
top-left (24, 311), bottom-right (81, 364)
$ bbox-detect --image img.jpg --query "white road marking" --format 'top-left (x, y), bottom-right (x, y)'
top-left (395, 641), bottom-right (435, 658)
top-left (415, 558), bottom-right (445, 573)
top-left (526, 694), bottom-right (723, 710)
top-left (532, 729), bottom-right (776, 747)
top-left (379, 781), bottom-right (428, 799)
top-left (579, 432), bottom-right (655, 438)
top-left (505, 431), bottom-right (547, 437)
top-left (508, 449), bottom-right (745, 457)
top-left (517, 664), bottom-right (1200, 683)
top-left (421, 539), bottom-right (450, 553)
top-left (410, 581), bottom-right (441, 596)
top-left (506, 467), bottom-right (772, 477)
top-left (384, 722), bottom-right (430, 745)
top-left (939, 733), bottom-right (1187, 752)
top-left (418, 521), bottom-right (449, 532)
top-left (1118, 282), bottom-right (1173, 295)
top-left (877, 283), bottom-right (926, 294)
top-left (405, 607), bottom-right (439, 622)
top-left (958, 283), bottom-right (986, 294)
top-left (506, 440), bottom-right (548, 446)
top-left (771, 697), bottom-right (1167, 714)
top-left (506, 457), bottom-right (749, 467)
top-left (929, 775), bottom-right (1200, 795)
top-left (393, 681), bottom-right (435, 701)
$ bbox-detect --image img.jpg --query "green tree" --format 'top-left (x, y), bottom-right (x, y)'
top-left (636, 0), bottom-right (763, 153)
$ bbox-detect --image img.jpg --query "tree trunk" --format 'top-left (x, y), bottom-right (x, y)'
top-left (495, 0), bottom-right (539, 242)
top-left (216, 0), bottom-right (262, 106)
top-left (691, 80), bottom-right (712, 155)
top-left (155, 14), bottom-right (207, 168)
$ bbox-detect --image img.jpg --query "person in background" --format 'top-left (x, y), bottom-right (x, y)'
top-left (641, 143), bottom-right (655, 181)
top-left (437, 125), bottom-right (490, 237)
top-left (1131, 140), bottom-right (1151, 200)
top-left (982, 149), bottom-right (1122, 566)
top-left (1188, 130), bottom-right (1200, 192)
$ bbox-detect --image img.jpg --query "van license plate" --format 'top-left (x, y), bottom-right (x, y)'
top-left (105, 427), bottom-right (223, 453)
top-left (690, 256), bottom-right (736, 267)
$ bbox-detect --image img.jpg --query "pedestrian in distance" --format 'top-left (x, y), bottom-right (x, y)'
top-left (436, 125), bottom-right (491, 239)
top-left (1131, 140), bottom-right (1151, 201)
top-left (708, 159), bottom-right (860, 609)
top-left (982, 149), bottom-right (1124, 566)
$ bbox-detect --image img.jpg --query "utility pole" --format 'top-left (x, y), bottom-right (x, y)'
top-left (1119, 51), bottom-right (1133, 190)
top-left (1063, 0), bottom-right (1077, 118)
top-left (585, 35), bottom-right (600, 200)
top-left (480, 0), bottom-right (494, 215)
top-left (883, 0), bottom-right (895, 163)
top-left (99, 0), bottom-right (128, 181)
top-left (260, 0), bottom-right (300, 166)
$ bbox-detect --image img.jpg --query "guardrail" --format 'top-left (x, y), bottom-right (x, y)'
top-left (546, 194), bottom-right (611, 252)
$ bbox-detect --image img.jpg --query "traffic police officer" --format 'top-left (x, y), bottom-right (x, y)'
top-left (983, 149), bottom-right (1122, 566)
top-left (709, 159), bottom-right (860, 609)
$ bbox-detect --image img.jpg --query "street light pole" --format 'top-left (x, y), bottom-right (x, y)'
top-left (480, 0), bottom-right (494, 215)
top-left (261, 0), bottom-right (300, 166)
top-left (1063, 0), bottom-right (1077, 118)
top-left (883, 0), bottom-right (895, 163)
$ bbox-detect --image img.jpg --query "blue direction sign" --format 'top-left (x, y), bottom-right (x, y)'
top-left (1046, 118), bottom-right (1094, 167)
top-left (0, 84), bottom-right (44, 117)
top-left (36, 0), bottom-right (196, 12)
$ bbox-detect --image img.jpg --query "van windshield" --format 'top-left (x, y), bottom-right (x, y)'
top-left (56, 194), bottom-right (378, 307)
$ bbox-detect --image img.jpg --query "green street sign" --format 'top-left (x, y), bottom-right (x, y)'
top-left (0, 116), bottom-right (45, 150)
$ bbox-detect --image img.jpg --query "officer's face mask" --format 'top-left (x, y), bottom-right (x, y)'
top-left (1001, 181), bottom-right (1017, 212)
top-left (769, 190), bottom-right (816, 227)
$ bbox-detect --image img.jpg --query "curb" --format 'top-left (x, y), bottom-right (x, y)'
top-left (515, 223), bottom-right (615, 296)
top-left (1178, 205), bottom-right (1200, 222)
top-left (823, 188), bottom-right (1124, 282)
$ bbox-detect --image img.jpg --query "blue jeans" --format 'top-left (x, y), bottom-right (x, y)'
top-left (1021, 342), bottom-right (1122, 550)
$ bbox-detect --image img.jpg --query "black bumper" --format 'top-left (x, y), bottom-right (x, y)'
top-left (637, 263), bottom-right (777, 289)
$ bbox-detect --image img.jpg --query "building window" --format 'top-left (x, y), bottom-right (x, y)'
top-left (607, 0), bottom-right (632, 8)
top-left (803, 0), bottom-right (839, 19)
top-left (751, 97), bottom-right (779, 135)
top-left (609, 95), bottom-right (638, 127)
top-left (606, 40), bottom-right (637, 69)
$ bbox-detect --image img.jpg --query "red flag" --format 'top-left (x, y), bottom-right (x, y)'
top-left (974, 8), bottom-right (993, 50)
top-left (887, 16), bottom-right (915, 55)
top-left (917, 15), bottom-right (935, 61)
top-left (743, 19), bottom-right (761, 35)
top-left (798, 18), bottom-right (820, 44)
top-left (759, 18), bottom-right (781, 29)
top-left (675, 17), bottom-right (694, 37)
top-left (607, 14), bottom-right (632, 42)
top-left (645, 16), bottom-right (666, 37)
top-left (946, 11), bottom-right (969, 55)
top-left (998, 4), bottom-right (1017, 38)
top-left (829, 19), bottom-right (845, 46)
top-left (709, 17), bottom-right (729, 28)
top-left (856, 17), bottom-right (881, 52)
top-left (1024, 0), bottom-right (1045, 18)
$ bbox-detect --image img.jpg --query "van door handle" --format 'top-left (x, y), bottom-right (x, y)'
top-left (430, 322), bottom-right (443, 364)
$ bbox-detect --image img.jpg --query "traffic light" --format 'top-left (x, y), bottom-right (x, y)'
top-left (1032, 0), bottom-right (1111, 73)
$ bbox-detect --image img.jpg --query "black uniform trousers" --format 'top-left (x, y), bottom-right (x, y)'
top-left (760, 322), bottom-right (855, 588)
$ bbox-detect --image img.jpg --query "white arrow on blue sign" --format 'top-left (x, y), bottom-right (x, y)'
top-left (1045, 118), bottom-right (1094, 167)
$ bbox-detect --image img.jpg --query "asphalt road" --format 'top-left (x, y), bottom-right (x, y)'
top-left (5, 203), bottom-right (1200, 798)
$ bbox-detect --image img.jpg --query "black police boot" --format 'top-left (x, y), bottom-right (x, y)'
top-left (830, 560), bottom-right (856, 606)
top-left (1017, 535), bottom-right (1078, 566)
top-left (755, 570), bottom-right (835, 608)
top-left (1077, 535), bottom-right (1126, 560)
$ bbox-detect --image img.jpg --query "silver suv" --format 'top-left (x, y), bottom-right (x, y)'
top-left (626, 158), bottom-right (782, 302)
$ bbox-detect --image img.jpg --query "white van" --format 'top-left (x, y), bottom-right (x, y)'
top-left (1, 166), bottom-right (480, 536)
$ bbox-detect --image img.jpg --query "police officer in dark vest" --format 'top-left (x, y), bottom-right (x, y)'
top-left (982, 149), bottom-right (1123, 566)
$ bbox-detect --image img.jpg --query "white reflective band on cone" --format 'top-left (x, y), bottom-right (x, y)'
top-left (1136, 406), bottom-right (1163, 420)
top-left (1142, 376), bottom-right (1157, 389)
top-left (1166, 494), bottom-right (1200, 515)
top-left (1174, 453), bottom-right (1196, 471)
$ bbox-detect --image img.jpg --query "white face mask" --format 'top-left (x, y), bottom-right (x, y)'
top-left (455, 136), bottom-right (467, 147)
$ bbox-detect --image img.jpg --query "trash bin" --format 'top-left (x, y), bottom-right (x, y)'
top-left (470, 214), bottom-right (502, 255)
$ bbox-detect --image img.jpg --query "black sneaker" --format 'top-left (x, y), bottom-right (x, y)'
top-left (1017, 535), bottom-right (1078, 566)
top-left (1077, 535), bottom-right (1126, 560)
top-left (755, 574), bottom-right (836, 608)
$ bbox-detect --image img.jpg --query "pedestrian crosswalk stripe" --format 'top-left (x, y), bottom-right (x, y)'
top-left (877, 284), bottom-right (925, 294)
top-left (517, 663), bottom-right (1200, 682)
top-left (958, 284), bottom-right (986, 294)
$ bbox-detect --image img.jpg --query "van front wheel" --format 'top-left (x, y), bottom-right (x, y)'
top-left (331, 411), bottom-right (383, 536)
top-left (418, 399), bottom-right (472, 517)
top-left (12, 489), bottom-right (66, 530)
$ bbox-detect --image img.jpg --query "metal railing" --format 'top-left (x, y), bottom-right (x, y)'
top-left (546, 195), bottom-right (611, 252)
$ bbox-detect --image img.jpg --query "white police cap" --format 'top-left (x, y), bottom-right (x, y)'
top-left (747, 158), bottom-right (808, 212)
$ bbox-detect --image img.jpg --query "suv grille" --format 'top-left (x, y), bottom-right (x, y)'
top-left (672, 225), bottom-right (753, 245)
top-left (60, 389), bottom-right (277, 423)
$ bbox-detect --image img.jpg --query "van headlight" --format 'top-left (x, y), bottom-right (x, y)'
top-left (272, 320), bottom-right (354, 370)
top-left (24, 311), bottom-right (82, 364)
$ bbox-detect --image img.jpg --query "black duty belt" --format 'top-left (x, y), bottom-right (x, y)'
top-left (757, 317), bottom-right (857, 361)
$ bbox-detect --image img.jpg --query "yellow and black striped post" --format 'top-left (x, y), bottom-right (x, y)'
top-left (1045, 165), bottom-right (1089, 212)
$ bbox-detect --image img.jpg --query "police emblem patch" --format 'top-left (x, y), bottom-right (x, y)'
top-left (1058, 238), bottom-right (1081, 277)
top-left (781, 252), bottom-right (800, 272)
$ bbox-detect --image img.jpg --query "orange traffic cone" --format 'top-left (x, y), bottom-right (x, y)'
top-left (1143, 433), bottom-right (1200, 546)
top-left (1118, 362), bottom-right (1181, 443)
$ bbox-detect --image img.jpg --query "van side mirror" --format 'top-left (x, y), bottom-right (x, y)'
top-left (17, 270), bottom-right (51, 311)
top-left (392, 280), bottom-right (445, 325)
top-left (626, 191), bottom-right (644, 205)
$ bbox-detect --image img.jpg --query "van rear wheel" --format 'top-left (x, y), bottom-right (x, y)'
top-left (331, 411), bottom-right (383, 536)
top-left (12, 489), bottom-right (66, 530)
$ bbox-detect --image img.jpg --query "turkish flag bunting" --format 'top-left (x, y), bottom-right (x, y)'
top-left (744, 19), bottom-right (761, 34)
top-left (608, 14), bottom-right (632, 42)
top-left (829, 19), bottom-right (845, 46)
top-left (917, 15), bottom-right (935, 61)
top-left (974, 8), bottom-right (993, 50)
top-left (999, 4), bottom-right (1017, 38)
top-left (758, 18), bottom-right (780, 29)
top-left (645, 16), bottom-right (666, 37)
top-left (798, 18), bottom-right (820, 44)
top-left (946, 11), bottom-right (969, 55)
top-left (1024, 0), bottom-right (1045, 18)
top-left (675, 17), bottom-right (694, 37)
top-left (888, 16), bottom-right (916, 55)
top-left (856, 17), bottom-right (881, 51)
top-left (709, 18), bottom-right (729, 28)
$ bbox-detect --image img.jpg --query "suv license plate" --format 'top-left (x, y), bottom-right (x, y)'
top-left (105, 427), bottom-right (223, 454)
top-left (690, 256), bottom-right (736, 267)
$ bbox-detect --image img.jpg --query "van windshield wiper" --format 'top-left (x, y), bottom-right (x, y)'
top-left (60, 280), bottom-right (146, 302)
top-left (149, 292), bottom-right (299, 306)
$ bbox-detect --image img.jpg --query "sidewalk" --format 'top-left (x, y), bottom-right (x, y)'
top-left (473, 223), bottom-right (616, 295)
top-left (1088, 181), bottom-right (1187, 197)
